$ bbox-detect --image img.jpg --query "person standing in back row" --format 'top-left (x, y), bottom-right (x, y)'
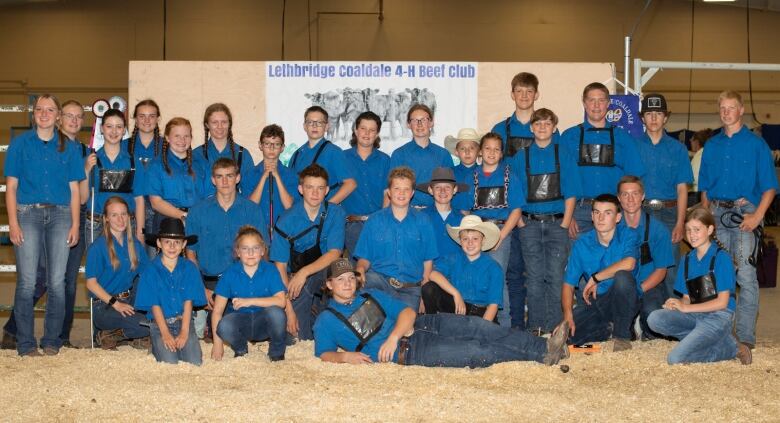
top-left (699, 90), bottom-right (778, 350)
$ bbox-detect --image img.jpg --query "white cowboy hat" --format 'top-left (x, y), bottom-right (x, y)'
top-left (446, 215), bottom-right (500, 251)
top-left (444, 128), bottom-right (481, 155)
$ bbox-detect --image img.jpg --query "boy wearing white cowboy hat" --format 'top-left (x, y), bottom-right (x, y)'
top-left (422, 215), bottom-right (504, 322)
top-left (416, 167), bottom-right (469, 262)
top-left (444, 128), bottom-right (481, 211)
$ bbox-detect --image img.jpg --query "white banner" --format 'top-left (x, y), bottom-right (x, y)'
top-left (265, 61), bottom-right (478, 162)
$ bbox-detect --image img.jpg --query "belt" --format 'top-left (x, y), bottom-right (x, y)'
top-left (711, 198), bottom-right (747, 209)
top-left (346, 215), bottom-right (369, 223)
top-left (643, 199), bottom-right (676, 210)
top-left (522, 212), bottom-right (564, 223)
top-left (397, 336), bottom-right (411, 365)
top-left (32, 203), bottom-right (56, 209)
top-left (202, 274), bottom-right (222, 282)
top-left (577, 198), bottom-right (595, 206)
top-left (482, 219), bottom-right (506, 225)
top-left (388, 277), bottom-right (421, 289)
top-left (164, 315), bottom-right (183, 325)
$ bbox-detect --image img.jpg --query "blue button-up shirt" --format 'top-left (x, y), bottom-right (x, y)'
top-left (214, 261), bottom-right (286, 313)
top-left (389, 140), bottom-right (454, 207)
top-left (186, 195), bottom-right (267, 276)
top-left (466, 163), bottom-right (525, 220)
top-left (135, 256), bottom-right (207, 319)
top-left (423, 207), bottom-right (463, 263)
top-left (89, 146), bottom-right (144, 214)
top-left (289, 138), bottom-right (353, 201)
top-left (674, 243), bottom-right (736, 311)
top-left (4, 130), bottom-right (85, 205)
top-left (699, 125), bottom-right (778, 205)
top-left (145, 156), bottom-right (202, 208)
top-left (125, 135), bottom-right (162, 170)
top-left (341, 147), bottom-right (390, 216)
top-left (492, 114), bottom-right (561, 162)
top-left (85, 233), bottom-right (149, 298)
top-left (435, 252), bottom-right (503, 306)
top-left (354, 207), bottom-right (438, 282)
top-left (564, 224), bottom-right (640, 295)
top-left (560, 121), bottom-right (645, 198)
top-left (636, 133), bottom-right (693, 200)
top-left (514, 141), bottom-right (581, 214)
top-left (619, 213), bottom-right (674, 295)
top-left (193, 139), bottom-right (254, 197)
top-left (270, 201), bottom-right (346, 266)
top-left (313, 289), bottom-right (408, 362)
top-left (452, 162), bottom-right (477, 211)
top-left (239, 160), bottom-right (298, 233)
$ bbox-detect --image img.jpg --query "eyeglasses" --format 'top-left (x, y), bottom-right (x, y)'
top-left (61, 113), bottom-right (84, 121)
top-left (261, 141), bottom-right (283, 149)
top-left (305, 120), bottom-right (327, 128)
top-left (239, 246), bottom-right (263, 254)
top-left (409, 117), bottom-right (431, 125)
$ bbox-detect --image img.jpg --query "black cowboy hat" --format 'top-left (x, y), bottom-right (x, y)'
top-left (145, 217), bottom-right (198, 247)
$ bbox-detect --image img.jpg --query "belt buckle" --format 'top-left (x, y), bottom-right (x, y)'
top-left (646, 200), bottom-right (664, 211)
top-left (388, 277), bottom-right (403, 289)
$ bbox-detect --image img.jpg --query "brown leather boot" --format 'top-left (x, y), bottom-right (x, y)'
top-left (129, 337), bottom-right (151, 351)
top-left (97, 329), bottom-right (124, 350)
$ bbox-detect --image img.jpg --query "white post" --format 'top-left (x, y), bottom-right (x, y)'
top-left (624, 36), bottom-right (631, 95)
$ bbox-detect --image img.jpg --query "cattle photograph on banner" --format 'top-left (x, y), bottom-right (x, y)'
top-left (265, 61), bottom-right (478, 162)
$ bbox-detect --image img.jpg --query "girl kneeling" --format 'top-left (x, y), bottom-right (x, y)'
top-left (86, 197), bottom-right (150, 349)
top-left (211, 226), bottom-right (287, 361)
top-left (648, 208), bottom-right (751, 365)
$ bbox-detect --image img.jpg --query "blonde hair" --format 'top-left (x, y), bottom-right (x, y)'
top-left (233, 225), bottom-right (267, 260)
top-left (102, 197), bottom-right (140, 271)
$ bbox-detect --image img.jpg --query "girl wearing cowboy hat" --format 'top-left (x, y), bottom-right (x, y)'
top-left (422, 215), bottom-right (503, 322)
top-left (134, 217), bottom-right (207, 365)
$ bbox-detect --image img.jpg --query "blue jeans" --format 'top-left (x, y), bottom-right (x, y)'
top-left (570, 270), bottom-right (638, 345)
top-left (150, 318), bottom-right (202, 366)
top-left (291, 269), bottom-right (328, 341)
top-left (573, 202), bottom-right (594, 235)
top-left (712, 202), bottom-right (758, 346)
top-left (364, 270), bottom-right (421, 311)
top-left (344, 221), bottom-right (364, 263)
top-left (4, 207), bottom-right (86, 343)
top-left (648, 309), bottom-right (737, 364)
top-left (644, 206), bottom-right (680, 299)
top-left (506, 226), bottom-right (527, 329)
top-left (13, 205), bottom-right (72, 354)
top-left (405, 314), bottom-right (548, 367)
top-left (91, 282), bottom-right (149, 339)
top-left (144, 200), bottom-right (158, 258)
top-left (639, 282), bottom-right (668, 340)
top-left (486, 227), bottom-right (512, 328)
top-left (519, 219), bottom-right (569, 332)
top-left (216, 306), bottom-right (287, 358)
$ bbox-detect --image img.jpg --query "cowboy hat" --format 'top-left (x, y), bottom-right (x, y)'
top-left (444, 128), bottom-right (481, 155)
top-left (145, 217), bottom-right (198, 247)
top-left (446, 215), bottom-right (500, 251)
top-left (416, 167), bottom-right (469, 193)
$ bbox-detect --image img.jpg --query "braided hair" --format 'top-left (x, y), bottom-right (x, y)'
top-left (130, 99), bottom-right (162, 158)
top-left (202, 103), bottom-right (238, 161)
top-left (686, 207), bottom-right (735, 266)
top-left (162, 117), bottom-right (195, 176)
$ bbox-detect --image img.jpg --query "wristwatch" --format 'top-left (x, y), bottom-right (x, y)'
top-left (591, 273), bottom-right (601, 284)
top-left (106, 296), bottom-right (118, 308)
